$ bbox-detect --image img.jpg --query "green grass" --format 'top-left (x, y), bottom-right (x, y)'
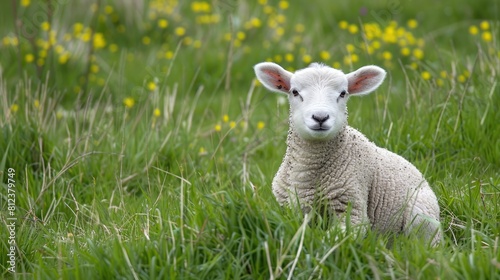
top-left (1, 0), bottom-right (500, 279)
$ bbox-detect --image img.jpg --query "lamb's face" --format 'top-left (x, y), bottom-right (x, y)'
top-left (254, 62), bottom-right (386, 142)
top-left (288, 66), bottom-right (348, 141)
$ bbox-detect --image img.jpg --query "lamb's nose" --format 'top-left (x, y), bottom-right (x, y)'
top-left (312, 113), bottom-right (330, 125)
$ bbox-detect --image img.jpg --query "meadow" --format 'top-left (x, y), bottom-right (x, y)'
top-left (0, 0), bottom-right (499, 279)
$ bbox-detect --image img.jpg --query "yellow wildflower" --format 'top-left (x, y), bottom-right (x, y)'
top-left (153, 108), bottom-right (161, 117)
top-left (320, 51), bottom-right (330, 61)
top-left (158, 19), bottom-right (168, 28)
top-left (123, 97), bottom-right (135, 108)
top-left (175, 27), bottom-right (186, 36)
top-left (142, 36), bottom-right (151, 45)
top-left (407, 19), bottom-right (418, 29)
top-left (421, 71), bottom-right (431, 80)
top-left (215, 124), bottom-right (222, 132)
top-left (147, 81), bottom-right (157, 91)
top-left (479, 21), bottom-right (490, 30)
top-left (25, 53), bottom-right (35, 63)
top-left (229, 121), bottom-right (236, 129)
top-left (482, 31), bottom-right (492, 42)
top-left (302, 54), bottom-right (312, 64)
top-left (382, 51), bottom-right (392, 60)
top-left (412, 48), bottom-right (424, 60)
top-left (93, 33), bottom-right (106, 49)
top-left (348, 24), bottom-right (359, 34)
top-left (21, 0), bottom-right (30, 6)
top-left (10, 104), bottom-right (19, 113)
top-left (469, 25), bottom-right (479, 35)
top-left (223, 114), bottom-right (229, 122)
top-left (339, 21), bottom-right (348, 29)
top-left (257, 121), bottom-right (265, 130)
top-left (41, 21), bottom-right (50, 31)
top-left (279, 0), bottom-right (289, 9)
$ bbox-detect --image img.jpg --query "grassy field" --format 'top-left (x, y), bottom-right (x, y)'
top-left (1, 0), bottom-right (499, 279)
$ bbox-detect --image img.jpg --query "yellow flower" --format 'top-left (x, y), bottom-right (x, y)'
top-left (401, 47), bottom-right (410, 56)
top-left (109, 44), bottom-right (118, 52)
top-left (158, 19), bottom-right (168, 28)
top-left (93, 33), bottom-right (106, 49)
top-left (339, 21), bottom-right (348, 29)
top-left (142, 36), bottom-right (151, 45)
top-left (348, 24), bottom-right (359, 34)
top-left (25, 53), bottom-right (35, 63)
top-left (90, 64), bottom-right (99, 73)
top-left (320, 50), bottom-right (330, 61)
top-left (10, 104), bottom-right (19, 113)
top-left (279, 0), bottom-right (289, 9)
top-left (412, 48), bottom-right (424, 60)
top-left (104, 5), bottom-right (113, 14)
top-left (223, 114), bottom-right (229, 122)
top-left (295, 23), bottom-right (305, 33)
top-left (215, 124), bottom-right (222, 132)
top-left (153, 108), bottom-right (161, 117)
top-left (229, 121), bottom-right (236, 129)
top-left (302, 54), bottom-right (312, 64)
top-left (199, 147), bottom-right (207, 156)
top-left (175, 27), bottom-right (186, 36)
top-left (421, 71), bottom-right (431, 80)
top-left (440, 71), bottom-right (447, 79)
top-left (34, 99), bottom-right (40, 108)
top-left (21, 0), bottom-right (30, 6)
top-left (257, 121), bottom-right (265, 130)
top-left (165, 51), bottom-right (174, 59)
top-left (274, 54), bottom-right (283, 63)
top-left (479, 21), bottom-right (490, 30)
top-left (458, 75), bottom-right (466, 83)
top-left (382, 51), bottom-right (392, 60)
top-left (123, 97), bottom-right (135, 108)
top-left (407, 19), bottom-right (418, 29)
top-left (236, 31), bottom-right (246, 41)
top-left (275, 27), bottom-right (285, 37)
top-left (73, 23), bottom-right (84, 36)
top-left (285, 53), bottom-right (294, 62)
top-left (346, 44), bottom-right (355, 53)
top-left (41, 21), bottom-right (50, 31)
top-left (147, 81), bottom-right (157, 91)
top-left (469, 25), bottom-right (479, 35)
top-left (251, 18), bottom-right (262, 28)
top-left (482, 31), bottom-right (492, 42)
top-left (436, 79), bottom-right (444, 87)
top-left (58, 52), bottom-right (70, 64)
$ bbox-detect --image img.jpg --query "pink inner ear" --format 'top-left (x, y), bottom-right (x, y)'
top-left (263, 69), bottom-right (290, 91)
top-left (349, 73), bottom-right (376, 93)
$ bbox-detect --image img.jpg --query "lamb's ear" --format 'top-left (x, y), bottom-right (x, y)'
top-left (346, 65), bottom-right (386, 96)
top-left (254, 62), bottom-right (293, 94)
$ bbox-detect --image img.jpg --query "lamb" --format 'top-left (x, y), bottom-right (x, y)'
top-left (254, 62), bottom-right (441, 245)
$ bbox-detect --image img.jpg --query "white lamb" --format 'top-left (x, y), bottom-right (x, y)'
top-left (254, 62), bottom-right (441, 245)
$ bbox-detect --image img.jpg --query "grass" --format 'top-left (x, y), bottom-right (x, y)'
top-left (1, 0), bottom-right (499, 279)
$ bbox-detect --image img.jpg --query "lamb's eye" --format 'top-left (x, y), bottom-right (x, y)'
top-left (292, 89), bottom-right (300, 97)
top-left (339, 90), bottom-right (347, 98)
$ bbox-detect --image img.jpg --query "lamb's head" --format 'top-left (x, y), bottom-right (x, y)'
top-left (254, 62), bottom-right (386, 141)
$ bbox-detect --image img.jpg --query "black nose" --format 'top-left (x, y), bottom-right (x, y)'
top-left (312, 114), bottom-right (330, 125)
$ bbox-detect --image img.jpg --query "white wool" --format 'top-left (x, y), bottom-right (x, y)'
top-left (254, 62), bottom-right (441, 245)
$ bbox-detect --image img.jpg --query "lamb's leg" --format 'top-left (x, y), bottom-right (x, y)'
top-left (405, 186), bottom-right (442, 245)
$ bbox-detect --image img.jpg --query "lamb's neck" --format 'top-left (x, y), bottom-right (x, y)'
top-left (286, 126), bottom-right (348, 166)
